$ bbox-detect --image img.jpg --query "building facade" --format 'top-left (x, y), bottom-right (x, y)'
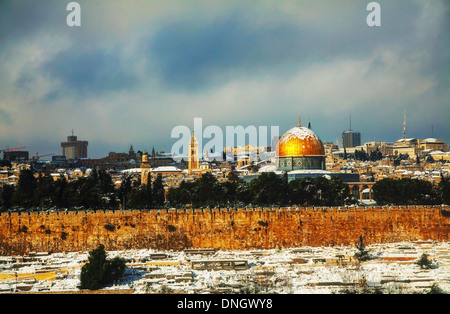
top-left (3, 151), bottom-right (29, 162)
top-left (342, 130), bottom-right (361, 148)
top-left (418, 138), bottom-right (448, 152)
top-left (61, 133), bottom-right (88, 160)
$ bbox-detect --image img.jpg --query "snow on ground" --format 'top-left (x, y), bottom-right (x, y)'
top-left (0, 241), bottom-right (449, 294)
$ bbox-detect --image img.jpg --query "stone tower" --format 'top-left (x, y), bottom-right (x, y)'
top-left (188, 133), bottom-right (199, 175)
top-left (140, 150), bottom-right (151, 185)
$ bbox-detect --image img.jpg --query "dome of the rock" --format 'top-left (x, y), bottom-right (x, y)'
top-left (276, 118), bottom-right (326, 171)
top-left (277, 126), bottom-right (325, 157)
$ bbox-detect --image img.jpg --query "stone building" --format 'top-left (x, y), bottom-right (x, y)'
top-left (60, 132), bottom-right (88, 160)
top-left (140, 151), bottom-right (151, 185)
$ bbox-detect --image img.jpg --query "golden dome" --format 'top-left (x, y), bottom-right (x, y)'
top-left (277, 124), bottom-right (325, 157)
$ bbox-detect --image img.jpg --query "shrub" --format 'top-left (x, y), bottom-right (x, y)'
top-left (79, 244), bottom-right (126, 290)
top-left (416, 254), bottom-right (433, 269)
top-left (104, 223), bottom-right (115, 232)
top-left (427, 283), bottom-right (446, 294)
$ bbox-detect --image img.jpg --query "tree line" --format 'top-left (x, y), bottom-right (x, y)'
top-left (372, 176), bottom-right (450, 206)
top-left (343, 148), bottom-right (383, 161)
top-left (2, 169), bottom-right (449, 211)
top-left (167, 172), bottom-right (357, 208)
top-left (0, 168), bottom-right (165, 211)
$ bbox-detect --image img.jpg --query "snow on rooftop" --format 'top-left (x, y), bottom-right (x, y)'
top-left (121, 168), bottom-right (141, 173)
top-left (257, 165), bottom-right (277, 172)
top-left (429, 150), bottom-right (449, 155)
top-left (151, 166), bottom-right (181, 172)
top-left (397, 138), bottom-right (417, 142)
top-left (288, 169), bottom-right (332, 175)
top-left (278, 126), bottom-right (321, 145)
top-left (423, 138), bottom-right (440, 142)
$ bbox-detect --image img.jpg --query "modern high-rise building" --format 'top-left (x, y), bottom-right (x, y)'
top-left (342, 130), bottom-right (361, 148)
top-left (342, 115), bottom-right (361, 148)
top-left (60, 131), bottom-right (88, 160)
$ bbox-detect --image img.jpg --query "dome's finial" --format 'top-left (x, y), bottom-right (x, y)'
top-left (298, 116), bottom-right (301, 127)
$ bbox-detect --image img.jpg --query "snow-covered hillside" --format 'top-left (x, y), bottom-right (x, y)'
top-left (1, 241), bottom-right (449, 294)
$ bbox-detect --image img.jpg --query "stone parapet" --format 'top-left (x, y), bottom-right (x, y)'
top-left (0, 206), bottom-right (448, 255)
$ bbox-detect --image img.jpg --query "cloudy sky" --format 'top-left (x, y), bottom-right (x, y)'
top-left (0, 0), bottom-right (448, 158)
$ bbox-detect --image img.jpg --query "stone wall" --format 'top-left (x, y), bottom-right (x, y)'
top-left (0, 206), bottom-right (449, 255)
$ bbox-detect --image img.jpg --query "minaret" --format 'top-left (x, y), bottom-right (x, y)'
top-left (188, 133), bottom-right (199, 175)
top-left (298, 116), bottom-right (301, 127)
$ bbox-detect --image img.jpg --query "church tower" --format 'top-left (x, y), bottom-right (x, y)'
top-left (188, 133), bottom-right (199, 175)
top-left (140, 150), bottom-right (151, 185)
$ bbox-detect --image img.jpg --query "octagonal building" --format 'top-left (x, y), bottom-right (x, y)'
top-left (276, 117), bottom-right (326, 171)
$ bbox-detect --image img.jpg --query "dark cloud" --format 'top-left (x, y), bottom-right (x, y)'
top-left (147, 14), bottom-right (305, 91)
top-left (146, 1), bottom-right (426, 92)
top-left (42, 46), bottom-right (138, 95)
top-left (0, 0), bottom-right (65, 44)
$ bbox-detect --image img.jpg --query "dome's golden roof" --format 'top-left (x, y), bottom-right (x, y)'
top-left (277, 125), bottom-right (325, 157)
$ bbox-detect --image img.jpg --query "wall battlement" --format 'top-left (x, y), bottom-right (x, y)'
top-left (0, 206), bottom-right (449, 255)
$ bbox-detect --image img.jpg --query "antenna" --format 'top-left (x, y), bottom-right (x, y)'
top-left (349, 114), bottom-right (352, 131)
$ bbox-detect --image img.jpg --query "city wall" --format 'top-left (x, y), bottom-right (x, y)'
top-left (0, 206), bottom-right (449, 255)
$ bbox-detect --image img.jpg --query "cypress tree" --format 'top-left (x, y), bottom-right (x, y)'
top-left (152, 173), bottom-right (165, 207)
top-left (355, 235), bottom-right (371, 262)
top-left (12, 169), bottom-right (36, 207)
top-left (439, 174), bottom-right (450, 205)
